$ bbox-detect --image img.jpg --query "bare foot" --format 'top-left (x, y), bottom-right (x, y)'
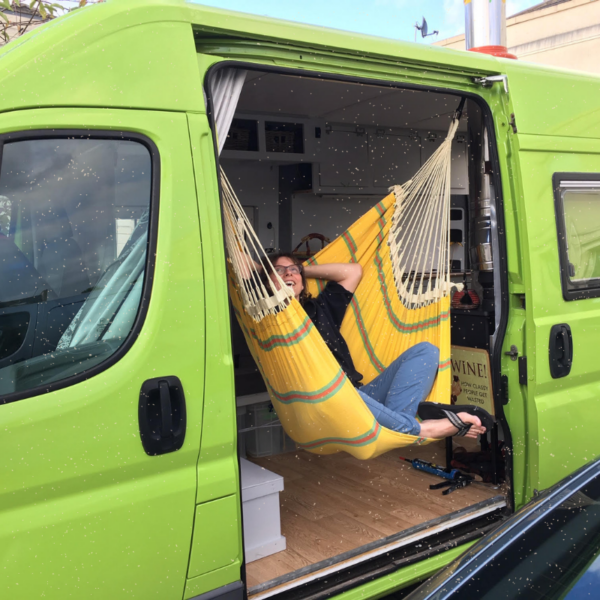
top-left (419, 412), bottom-right (486, 439)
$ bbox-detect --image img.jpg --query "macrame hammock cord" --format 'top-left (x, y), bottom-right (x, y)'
top-left (225, 101), bottom-right (464, 459)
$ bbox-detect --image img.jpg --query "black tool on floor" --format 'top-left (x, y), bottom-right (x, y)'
top-left (429, 475), bottom-right (475, 495)
top-left (399, 457), bottom-right (461, 480)
top-left (400, 456), bottom-right (479, 495)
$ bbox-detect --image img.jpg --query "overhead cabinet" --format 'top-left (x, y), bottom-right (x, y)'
top-left (222, 115), bottom-right (310, 161)
top-left (222, 114), bottom-right (469, 195)
top-left (314, 126), bottom-right (468, 194)
top-left (370, 132), bottom-right (421, 188)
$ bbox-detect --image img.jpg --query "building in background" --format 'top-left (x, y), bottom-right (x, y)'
top-left (436, 0), bottom-right (600, 74)
top-left (0, 2), bottom-right (50, 45)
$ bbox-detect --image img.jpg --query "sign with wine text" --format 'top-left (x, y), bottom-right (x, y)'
top-left (450, 346), bottom-right (495, 416)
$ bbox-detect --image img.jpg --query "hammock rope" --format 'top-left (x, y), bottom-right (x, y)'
top-left (224, 101), bottom-right (464, 459)
top-left (222, 173), bottom-right (293, 320)
top-left (390, 116), bottom-right (460, 306)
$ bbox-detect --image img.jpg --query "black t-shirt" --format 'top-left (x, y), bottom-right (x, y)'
top-left (303, 282), bottom-right (364, 387)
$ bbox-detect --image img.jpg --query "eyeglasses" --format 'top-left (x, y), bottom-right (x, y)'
top-left (274, 265), bottom-right (302, 276)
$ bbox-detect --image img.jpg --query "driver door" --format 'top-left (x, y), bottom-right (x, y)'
top-left (0, 108), bottom-right (205, 598)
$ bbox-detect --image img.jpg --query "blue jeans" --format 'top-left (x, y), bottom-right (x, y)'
top-left (357, 342), bottom-right (439, 436)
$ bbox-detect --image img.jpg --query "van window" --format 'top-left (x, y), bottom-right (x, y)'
top-left (554, 175), bottom-right (600, 300)
top-left (0, 136), bottom-right (153, 401)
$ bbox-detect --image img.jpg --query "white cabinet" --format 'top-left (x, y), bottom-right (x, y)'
top-left (370, 133), bottom-right (421, 188)
top-left (316, 130), bottom-right (369, 188)
top-left (312, 124), bottom-right (468, 195)
top-left (221, 114), bottom-right (469, 195)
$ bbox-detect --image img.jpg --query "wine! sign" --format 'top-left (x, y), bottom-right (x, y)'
top-left (450, 346), bottom-right (495, 416)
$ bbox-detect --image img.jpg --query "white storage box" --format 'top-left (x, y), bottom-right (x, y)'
top-left (240, 458), bottom-right (286, 563)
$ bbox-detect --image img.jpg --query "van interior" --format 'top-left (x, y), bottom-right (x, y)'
top-left (221, 70), bottom-right (509, 598)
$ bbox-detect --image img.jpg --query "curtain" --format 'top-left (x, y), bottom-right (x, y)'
top-left (211, 68), bottom-right (247, 154)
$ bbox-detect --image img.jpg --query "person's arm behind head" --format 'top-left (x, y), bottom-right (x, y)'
top-left (235, 251), bottom-right (263, 280)
top-left (303, 262), bottom-right (362, 294)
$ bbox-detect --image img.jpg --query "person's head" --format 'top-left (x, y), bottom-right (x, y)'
top-left (267, 253), bottom-right (309, 302)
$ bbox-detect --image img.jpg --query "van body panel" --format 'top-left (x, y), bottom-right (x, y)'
top-left (515, 143), bottom-right (600, 494)
top-left (309, 542), bottom-right (476, 600)
top-left (196, 41), bottom-right (486, 91)
top-left (502, 314), bottom-right (528, 504)
top-left (182, 112), bottom-right (242, 593)
top-left (188, 495), bottom-right (242, 578)
top-left (187, 113), bottom-right (241, 508)
top-left (0, 108), bottom-right (206, 597)
top-left (518, 134), bottom-right (600, 154)
top-left (186, 3), bottom-right (502, 75)
top-left (0, 5), bottom-right (203, 114)
top-left (483, 90), bottom-right (529, 508)
top-left (495, 122), bottom-right (529, 510)
top-left (508, 65), bottom-right (600, 139)
top-left (187, 581), bottom-right (244, 600)
top-left (185, 564), bottom-right (243, 600)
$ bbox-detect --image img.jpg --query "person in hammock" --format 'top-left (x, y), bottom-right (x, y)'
top-left (259, 253), bottom-right (491, 440)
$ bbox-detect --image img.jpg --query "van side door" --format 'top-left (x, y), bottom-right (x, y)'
top-left (515, 133), bottom-right (600, 494)
top-left (0, 108), bottom-right (205, 598)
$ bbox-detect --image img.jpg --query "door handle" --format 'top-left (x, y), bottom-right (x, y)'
top-left (559, 329), bottom-right (572, 369)
top-left (139, 376), bottom-right (186, 455)
top-left (158, 381), bottom-right (173, 438)
top-left (549, 324), bottom-right (573, 379)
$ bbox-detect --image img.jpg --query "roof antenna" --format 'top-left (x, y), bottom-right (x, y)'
top-left (414, 17), bottom-right (439, 42)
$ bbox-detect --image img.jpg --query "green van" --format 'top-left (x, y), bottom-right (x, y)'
top-left (1, 1), bottom-right (599, 598)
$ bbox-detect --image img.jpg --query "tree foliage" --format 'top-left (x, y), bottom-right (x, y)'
top-left (0, 1), bottom-right (101, 45)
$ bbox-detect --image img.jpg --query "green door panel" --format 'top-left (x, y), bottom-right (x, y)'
top-left (186, 111), bottom-right (243, 590)
top-left (188, 495), bottom-right (241, 578)
top-left (0, 108), bottom-right (204, 599)
top-left (187, 113), bottom-right (240, 503)
top-left (185, 564), bottom-right (242, 600)
top-left (515, 141), bottom-right (600, 494)
top-left (499, 304), bottom-right (528, 507)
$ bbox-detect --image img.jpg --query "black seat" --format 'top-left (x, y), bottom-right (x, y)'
top-left (39, 208), bottom-right (90, 298)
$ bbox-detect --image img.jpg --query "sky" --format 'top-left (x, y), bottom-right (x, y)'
top-left (191, 0), bottom-right (542, 43)
top-left (55, 0), bottom-right (543, 43)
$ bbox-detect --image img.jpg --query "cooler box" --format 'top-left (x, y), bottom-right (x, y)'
top-left (240, 458), bottom-right (286, 563)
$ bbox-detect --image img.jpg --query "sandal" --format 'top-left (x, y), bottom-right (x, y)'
top-left (442, 410), bottom-right (472, 437)
top-left (417, 402), bottom-right (495, 433)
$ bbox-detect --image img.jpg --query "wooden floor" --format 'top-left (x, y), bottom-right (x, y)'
top-left (246, 440), bottom-right (500, 590)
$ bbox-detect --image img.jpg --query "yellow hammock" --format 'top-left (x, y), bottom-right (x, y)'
top-left (225, 111), bottom-right (462, 460)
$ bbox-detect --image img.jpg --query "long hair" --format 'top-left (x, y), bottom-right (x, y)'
top-left (267, 253), bottom-right (312, 303)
